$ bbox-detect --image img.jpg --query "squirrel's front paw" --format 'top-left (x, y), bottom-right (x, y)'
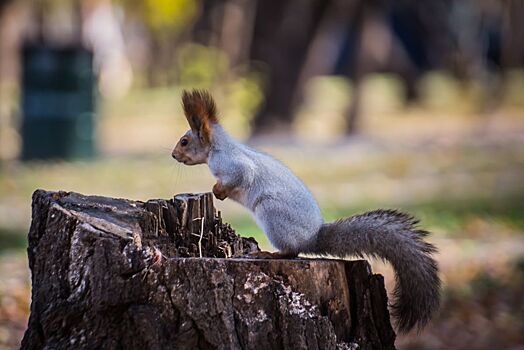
top-left (212, 182), bottom-right (228, 201)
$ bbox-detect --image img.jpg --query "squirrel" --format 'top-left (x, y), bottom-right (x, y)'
top-left (172, 89), bottom-right (440, 333)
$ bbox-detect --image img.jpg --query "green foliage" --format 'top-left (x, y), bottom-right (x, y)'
top-left (176, 44), bottom-right (229, 87)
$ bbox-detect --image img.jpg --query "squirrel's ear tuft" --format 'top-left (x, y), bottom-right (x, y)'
top-left (181, 89), bottom-right (218, 144)
top-left (181, 89), bottom-right (218, 124)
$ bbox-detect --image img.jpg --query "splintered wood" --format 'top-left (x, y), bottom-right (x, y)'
top-left (143, 192), bottom-right (259, 258)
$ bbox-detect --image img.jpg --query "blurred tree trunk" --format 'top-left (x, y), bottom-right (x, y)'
top-left (293, 0), bottom-right (360, 106)
top-left (337, 0), bottom-right (368, 135)
top-left (0, 0), bottom-right (11, 15)
top-left (502, 0), bottom-right (524, 67)
top-left (218, 0), bottom-right (257, 70)
top-left (0, 0), bottom-right (16, 164)
top-left (338, 0), bottom-right (439, 134)
top-left (250, 0), bottom-right (331, 136)
top-left (191, 0), bottom-right (221, 45)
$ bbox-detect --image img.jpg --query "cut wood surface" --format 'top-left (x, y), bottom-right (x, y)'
top-left (21, 190), bottom-right (396, 350)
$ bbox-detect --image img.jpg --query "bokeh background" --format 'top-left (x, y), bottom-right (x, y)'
top-left (1, 0), bottom-right (524, 349)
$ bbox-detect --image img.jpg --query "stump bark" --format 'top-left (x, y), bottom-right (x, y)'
top-left (22, 190), bottom-right (396, 350)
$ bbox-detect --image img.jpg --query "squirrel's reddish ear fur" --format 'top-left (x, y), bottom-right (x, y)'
top-left (181, 89), bottom-right (218, 144)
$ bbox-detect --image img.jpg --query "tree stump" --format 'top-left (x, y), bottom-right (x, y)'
top-left (21, 190), bottom-right (396, 350)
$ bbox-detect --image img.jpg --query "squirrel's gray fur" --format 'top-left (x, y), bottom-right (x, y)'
top-left (172, 89), bottom-right (441, 333)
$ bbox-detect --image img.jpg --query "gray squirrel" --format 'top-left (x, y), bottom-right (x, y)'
top-left (172, 89), bottom-right (440, 333)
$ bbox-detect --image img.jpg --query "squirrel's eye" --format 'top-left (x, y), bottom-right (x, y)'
top-left (180, 138), bottom-right (189, 147)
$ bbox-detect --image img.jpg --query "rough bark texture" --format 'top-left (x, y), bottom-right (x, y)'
top-left (22, 190), bottom-right (396, 350)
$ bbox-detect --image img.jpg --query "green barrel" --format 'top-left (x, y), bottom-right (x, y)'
top-left (21, 44), bottom-right (97, 160)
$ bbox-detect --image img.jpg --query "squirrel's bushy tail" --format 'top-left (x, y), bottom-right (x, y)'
top-left (306, 209), bottom-right (440, 333)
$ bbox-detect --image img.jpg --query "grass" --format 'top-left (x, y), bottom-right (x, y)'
top-left (0, 228), bottom-right (27, 253)
top-left (325, 193), bottom-right (524, 234)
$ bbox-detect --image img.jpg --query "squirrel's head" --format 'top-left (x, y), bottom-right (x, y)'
top-left (172, 89), bottom-right (218, 165)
